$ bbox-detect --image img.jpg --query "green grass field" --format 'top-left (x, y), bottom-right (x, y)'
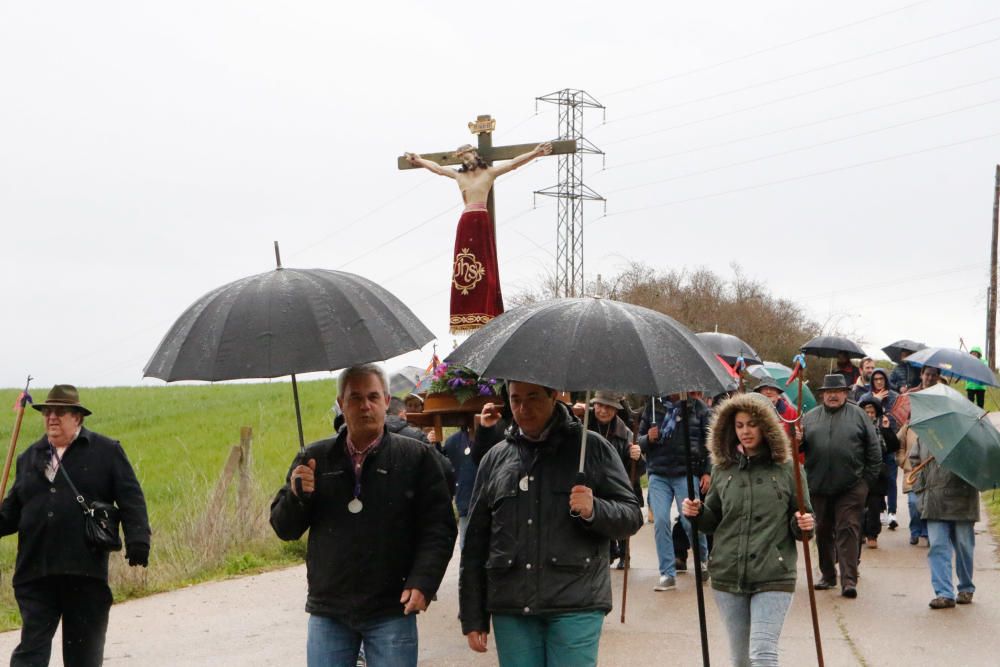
top-left (0, 380), bottom-right (342, 630)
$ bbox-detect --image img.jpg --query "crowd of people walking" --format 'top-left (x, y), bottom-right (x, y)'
top-left (0, 340), bottom-right (989, 667)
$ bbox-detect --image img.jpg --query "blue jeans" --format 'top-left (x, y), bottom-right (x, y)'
top-left (883, 452), bottom-right (898, 514)
top-left (926, 520), bottom-right (976, 600)
top-left (908, 492), bottom-right (928, 540)
top-left (712, 590), bottom-right (793, 667)
top-left (307, 614), bottom-right (416, 667)
top-left (492, 611), bottom-right (604, 667)
top-left (648, 474), bottom-right (708, 577)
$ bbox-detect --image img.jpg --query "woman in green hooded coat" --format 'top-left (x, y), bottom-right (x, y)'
top-left (683, 392), bottom-right (814, 666)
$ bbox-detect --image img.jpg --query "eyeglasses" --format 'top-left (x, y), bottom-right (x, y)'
top-left (40, 407), bottom-right (73, 418)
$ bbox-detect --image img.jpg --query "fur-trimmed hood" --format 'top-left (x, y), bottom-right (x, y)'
top-left (708, 392), bottom-right (792, 468)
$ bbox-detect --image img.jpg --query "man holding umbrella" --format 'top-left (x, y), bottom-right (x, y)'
top-left (800, 375), bottom-right (882, 598)
top-left (459, 380), bottom-right (642, 666)
top-left (270, 364), bottom-right (457, 667)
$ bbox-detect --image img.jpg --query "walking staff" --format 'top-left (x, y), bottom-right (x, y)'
top-left (787, 354), bottom-right (825, 666)
top-left (1, 376), bottom-right (32, 500)
top-left (679, 392), bottom-right (710, 667)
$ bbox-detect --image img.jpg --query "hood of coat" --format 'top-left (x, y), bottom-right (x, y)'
top-left (708, 393), bottom-right (792, 468)
top-left (857, 393), bottom-right (883, 419)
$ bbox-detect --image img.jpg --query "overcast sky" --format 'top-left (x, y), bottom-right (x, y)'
top-left (2, 0), bottom-right (998, 389)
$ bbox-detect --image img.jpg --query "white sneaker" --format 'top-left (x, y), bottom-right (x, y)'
top-left (879, 512), bottom-right (889, 525)
top-left (654, 575), bottom-right (676, 591)
top-left (887, 513), bottom-right (898, 529)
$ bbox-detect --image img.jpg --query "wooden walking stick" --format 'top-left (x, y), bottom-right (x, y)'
top-left (787, 355), bottom-right (825, 667)
top-left (2, 376), bottom-right (33, 501)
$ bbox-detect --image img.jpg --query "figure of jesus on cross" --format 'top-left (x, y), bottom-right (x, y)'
top-left (401, 115), bottom-right (574, 333)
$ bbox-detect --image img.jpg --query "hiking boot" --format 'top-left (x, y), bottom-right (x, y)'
top-left (842, 586), bottom-right (858, 599)
top-left (957, 591), bottom-right (974, 605)
top-left (654, 576), bottom-right (676, 591)
top-left (929, 597), bottom-right (956, 609)
top-left (888, 514), bottom-right (898, 530)
top-left (814, 578), bottom-right (837, 590)
top-left (675, 557), bottom-right (688, 573)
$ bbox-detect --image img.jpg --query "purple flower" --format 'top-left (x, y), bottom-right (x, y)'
top-left (479, 385), bottom-right (493, 396)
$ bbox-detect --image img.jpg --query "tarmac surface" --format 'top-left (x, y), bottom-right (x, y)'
top-left (1, 487), bottom-right (998, 665)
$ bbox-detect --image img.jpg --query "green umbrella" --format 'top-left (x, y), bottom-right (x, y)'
top-left (908, 383), bottom-right (1000, 491)
top-left (748, 362), bottom-right (817, 413)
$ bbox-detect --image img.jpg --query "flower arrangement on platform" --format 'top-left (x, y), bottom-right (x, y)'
top-left (428, 363), bottom-right (500, 405)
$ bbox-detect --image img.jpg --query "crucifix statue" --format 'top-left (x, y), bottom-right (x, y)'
top-left (400, 115), bottom-right (576, 333)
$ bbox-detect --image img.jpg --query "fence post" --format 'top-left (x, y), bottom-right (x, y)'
top-left (237, 426), bottom-right (253, 530)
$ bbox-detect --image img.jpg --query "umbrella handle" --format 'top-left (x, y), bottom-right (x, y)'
top-left (905, 456), bottom-right (935, 487)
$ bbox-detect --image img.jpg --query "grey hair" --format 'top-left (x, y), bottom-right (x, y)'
top-left (337, 363), bottom-right (389, 398)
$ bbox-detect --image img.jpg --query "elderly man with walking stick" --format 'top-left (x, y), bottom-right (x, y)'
top-left (0, 384), bottom-right (151, 667)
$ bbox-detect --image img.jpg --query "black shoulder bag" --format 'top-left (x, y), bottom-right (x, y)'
top-left (58, 462), bottom-right (122, 552)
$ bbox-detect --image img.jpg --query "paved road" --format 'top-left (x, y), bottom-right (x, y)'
top-left (2, 491), bottom-right (998, 665)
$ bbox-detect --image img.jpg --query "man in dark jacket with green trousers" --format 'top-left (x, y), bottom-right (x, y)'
top-left (801, 374), bottom-right (882, 599)
top-left (460, 380), bottom-right (643, 666)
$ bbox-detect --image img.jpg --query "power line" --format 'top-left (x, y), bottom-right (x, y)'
top-left (287, 174), bottom-right (437, 260)
top-left (602, 16), bottom-right (1000, 127)
top-left (602, 0), bottom-right (936, 98)
top-left (790, 262), bottom-right (989, 302)
top-left (601, 96), bottom-right (1000, 194)
top-left (599, 131), bottom-right (1000, 218)
top-left (602, 75), bottom-right (1000, 171)
top-left (604, 34), bottom-right (1000, 147)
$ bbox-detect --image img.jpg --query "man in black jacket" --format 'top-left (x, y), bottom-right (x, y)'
top-left (0, 385), bottom-right (150, 667)
top-left (801, 374), bottom-right (882, 599)
top-left (460, 380), bottom-right (642, 666)
top-left (270, 364), bottom-right (457, 667)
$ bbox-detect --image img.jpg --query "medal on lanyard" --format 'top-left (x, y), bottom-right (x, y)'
top-left (348, 458), bottom-right (364, 513)
top-left (519, 475), bottom-right (529, 492)
top-left (464, 447), bottom-right (471, 456)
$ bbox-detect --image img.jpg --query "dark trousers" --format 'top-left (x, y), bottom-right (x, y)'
top-left (862, 489), bottom-right (884, 539)
top-left (12, 575), bottom-right (112, 667)
top-left (812, 480), bottom-right (868, 588)
top-left (967, 389), bottom-right (985, 409)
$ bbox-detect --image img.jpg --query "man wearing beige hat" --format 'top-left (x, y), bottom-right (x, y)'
top-left (0, 384), bottom-right (150, 667)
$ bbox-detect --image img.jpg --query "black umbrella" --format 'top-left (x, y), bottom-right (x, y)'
top-left (801, 335), bottom-right (866, 359)
top-left (447, 298), bottom-right (732, 395)
top-left (881, 339), bottom-right (927, 364)
top-left (144, 245), bottom-right (434, 488)
top-left (696, 332), bottom-right (762, 366)
top-left (904, 347), bottom-right (998, 387)
top-left (446, 297), bottom-right (726, 665)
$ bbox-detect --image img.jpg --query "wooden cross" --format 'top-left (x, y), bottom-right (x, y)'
top-left (397, 114), bottom-right (576, 225)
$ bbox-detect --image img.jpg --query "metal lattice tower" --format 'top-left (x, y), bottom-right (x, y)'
top-left (533, 89), bottom-right (606, 298)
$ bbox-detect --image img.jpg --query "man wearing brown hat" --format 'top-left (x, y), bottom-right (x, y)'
top-left (0, 384), bottom-right (150, 666)
top-left (800, 374), bottom-right (882, 599)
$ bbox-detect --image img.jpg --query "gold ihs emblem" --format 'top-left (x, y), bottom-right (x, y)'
top-left (453, 248), bottom-right (486, 295)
